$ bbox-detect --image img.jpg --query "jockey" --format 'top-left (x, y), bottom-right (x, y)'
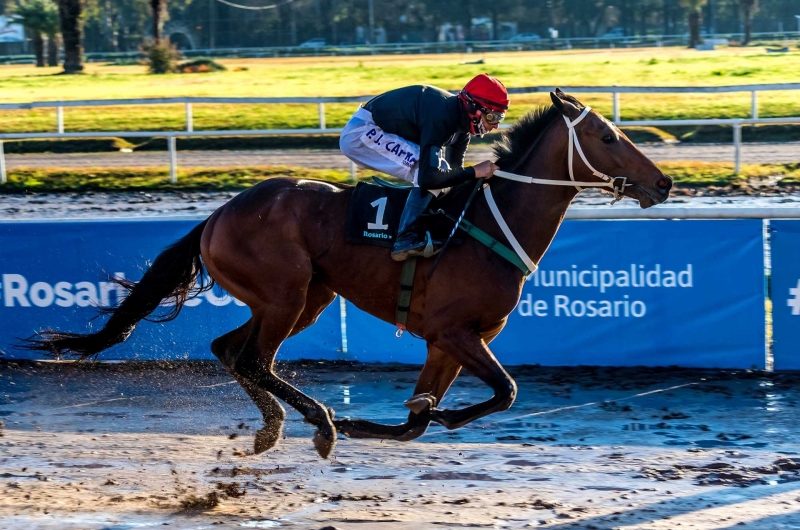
top-left (339, 73), bottom-right (509, 261)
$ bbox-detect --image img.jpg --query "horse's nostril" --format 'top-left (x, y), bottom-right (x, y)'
top-left (657, 177), bottom-right (673, 192)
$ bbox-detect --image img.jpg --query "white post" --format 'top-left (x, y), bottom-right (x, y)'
top-left (185, 102), bottom-right (193, 132)
top-left (763, 219), bottom-right (772, 372)
top-left (338, 295), bottom-right (348, 354)
top-left (0, 140), bottom-right (6, 184)
top-left (169, 136), bottom-right (178, 184)
top-left (612, 92), bottom-right (620, 122)
top-left (318, 102), bottom-right (326, 130)
top-left (751, 90), bottom-right (758, 120)
top-left (350, 159), bottom-right (357, 182)
top-left (733, 122), bottom-right (742, 175)
top-left (57, 106), bottom-right (64, 134)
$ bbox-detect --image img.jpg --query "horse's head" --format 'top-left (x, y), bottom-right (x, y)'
top-left (550, 89), bottom-right (672, 208)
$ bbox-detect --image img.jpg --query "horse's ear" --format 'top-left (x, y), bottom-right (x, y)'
top-left (550, 89), bottom-right (581, 119)
top-left (550, 91), bottom-right (564, 111)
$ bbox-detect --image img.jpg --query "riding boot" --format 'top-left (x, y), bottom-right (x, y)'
top-left (391, 188), bottom-right (441, 262)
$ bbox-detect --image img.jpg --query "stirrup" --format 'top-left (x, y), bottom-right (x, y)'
top-left (422, 231), bottom-right (435, 258)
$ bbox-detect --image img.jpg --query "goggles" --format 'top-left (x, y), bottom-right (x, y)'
top-left (481, 108), bottom-right (506, 124)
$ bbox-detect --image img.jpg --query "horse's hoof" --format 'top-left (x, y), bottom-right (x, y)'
top-left (313, 429), bottom-right (336, 459)
top-left (333, 420), bottom-right (350, 438)
top-left (404, 393), bottom-right (438, 415)
top-left (327, 406), bottom-right (336, 419)
top-left (333, 419), bottom-right (362, 439)
top-left (252, 414), bottom-right (284, 454)
top-left (253, 426), bottom-right (281, 455)
top-left (428, 409), bottom-right (457, 430)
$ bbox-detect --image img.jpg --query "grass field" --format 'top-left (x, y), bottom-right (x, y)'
top-left (1, 47), bottom-right (799, 134)
top-left (3, 161), bottom-right (798, 193)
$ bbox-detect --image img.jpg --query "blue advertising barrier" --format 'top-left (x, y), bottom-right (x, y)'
top-left (347, 220), bottom-right (767, 368)
top-left (2, 219), bottom-right (766, 367)
top-left (0, 220), bottom-right (343, 361)
top-left (770, 220), bottom-right (800, 370)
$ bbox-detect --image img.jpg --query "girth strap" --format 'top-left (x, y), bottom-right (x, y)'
top-left (394, 257), bottom-right (418, 336)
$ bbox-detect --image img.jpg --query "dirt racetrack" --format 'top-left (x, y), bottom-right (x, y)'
top-left (2, 361), bottom-right (800, 529)
top-left (4, 143), bottom-right (800, 171)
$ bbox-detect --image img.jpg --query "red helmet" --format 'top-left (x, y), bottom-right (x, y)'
top-left (459, 74), bottom-right (509, 136)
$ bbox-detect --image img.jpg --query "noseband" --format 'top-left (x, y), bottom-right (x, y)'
top-left (480, 106), bottom-right (630, 276)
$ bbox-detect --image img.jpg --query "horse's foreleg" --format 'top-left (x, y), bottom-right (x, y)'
top-left (334, 343), bottom-right (462, 440)
top-left (421, 326), bottom-right (517, 430)
top-left (211, 321), bottom-right (287, 454)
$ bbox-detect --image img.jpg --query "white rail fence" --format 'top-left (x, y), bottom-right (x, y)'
top-left (1, 83), bottom-right (800, 184)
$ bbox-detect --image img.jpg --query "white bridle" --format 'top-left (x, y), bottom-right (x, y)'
top-left (493, 106), bottom-right (630, 202)
top-left (482, 106), bottom-right (631, 276)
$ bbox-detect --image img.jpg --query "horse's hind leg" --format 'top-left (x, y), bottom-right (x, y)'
top-left (287, 278), bottom-right (337, 338)
top-left (203, 199), bottom-right (338, 457)
top-left (234, 297), bottom-right (338, 459)
top-left (210, 277), bottom-right (334, 455)
top-left (334, 343), bottom-right (462, 440)
top-left (211, 320), bottom-right (287, 454)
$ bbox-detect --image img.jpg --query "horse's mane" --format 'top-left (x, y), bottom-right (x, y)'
top-left (493, 95), bottom-right (583, 171)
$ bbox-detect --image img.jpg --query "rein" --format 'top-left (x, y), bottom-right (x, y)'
top-left (480, 106), bottom-right (630, 278)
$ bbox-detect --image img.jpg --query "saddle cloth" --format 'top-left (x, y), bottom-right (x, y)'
top-left (345, 182), bottom-right (408, 248)
top-left (345, 182), bottom-right (461, 248)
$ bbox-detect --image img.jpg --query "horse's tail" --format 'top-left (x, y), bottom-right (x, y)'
top-left (23, 220), bottom-right (212, 361)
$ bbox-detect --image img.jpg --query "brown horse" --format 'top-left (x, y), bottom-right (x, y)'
top-left (27, 90), bottom-right (672, 459)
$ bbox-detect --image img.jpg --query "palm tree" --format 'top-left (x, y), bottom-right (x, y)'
top-left (740, 0), bottom-right (758, 45)
top-left (42, 1), bottom-right (60, 66)
top-left (57, 0), bottom-right (84, 73)
top-left (679, 0), bottom-right (707, 48)
top-left (11, 0), bottom-right (59, 67)
top-left (46, 24), bottom-right (59, 66)
top-left (150, 0), bottom-right (166, 43)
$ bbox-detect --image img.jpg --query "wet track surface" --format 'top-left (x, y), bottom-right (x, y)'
top-left (1, 361), bottom-right (800, 529)
top-left (3, 187), bottom-right (800, 221)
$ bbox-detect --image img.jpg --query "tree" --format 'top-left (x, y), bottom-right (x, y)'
top-left (150, 0), bottom-right (165, 42)
top-left (679, 0), bottom-right (707, 47)
top-left (740, 0), bottom-right (758, 44)
top-left (11, 0), bottom-right (59, 67)
top-left (82, 0), bottom-right (152, 52)
top-left (57, 0), bottom-right (84, 73)
top-left (45, 24), bottom-right (58, 65)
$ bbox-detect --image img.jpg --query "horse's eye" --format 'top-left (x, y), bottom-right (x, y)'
top-left (602, 134), bottom-right (615, 144)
